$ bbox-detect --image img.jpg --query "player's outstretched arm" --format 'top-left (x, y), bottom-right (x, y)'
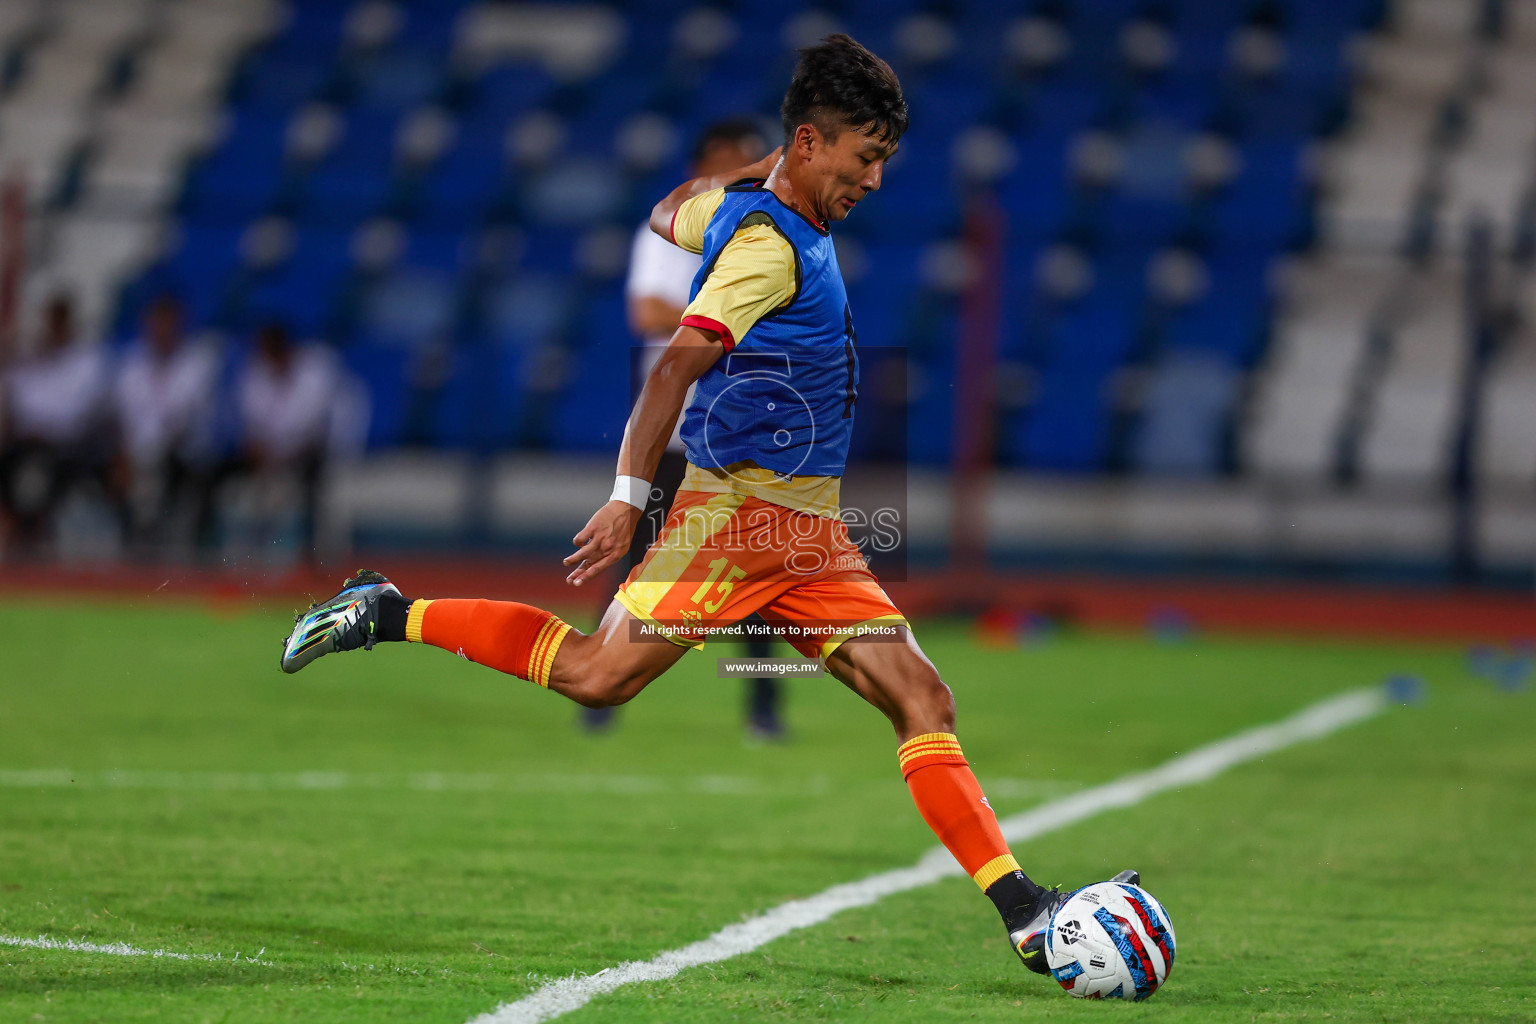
top-left (649, 147), bottom-right (781, 242)
top-left (562, 325), bottom-right (726, 585)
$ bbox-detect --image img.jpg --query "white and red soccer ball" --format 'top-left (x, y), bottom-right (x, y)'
top-left (1044, 881), bottom-right (1176, 1001)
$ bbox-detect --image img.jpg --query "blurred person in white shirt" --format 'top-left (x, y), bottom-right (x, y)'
top-left (0, 294), bottom-right (111, 549)
top-left (113, 293), bottom-right (224, 553)
top-left (583, 118), bottom-right (789, 739)
top-left (232, 320), bottom-right (366, 563)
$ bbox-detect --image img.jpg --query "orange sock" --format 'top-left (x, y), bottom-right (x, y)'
top-left (406, 599), bottom-right (572, 687)
top-left (899, 732), bottom-right (1023, 891)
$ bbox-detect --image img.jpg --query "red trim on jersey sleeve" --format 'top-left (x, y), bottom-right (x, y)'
top-left (669, 204), bottom-right (681, 245)
top-left (680, 315), bottom-right (736, 353)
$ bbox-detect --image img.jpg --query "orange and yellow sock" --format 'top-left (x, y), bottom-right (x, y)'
top-left (898, 732), bottom-right (1044, 928)
top-left (405, 598), bottom-right (571, 687)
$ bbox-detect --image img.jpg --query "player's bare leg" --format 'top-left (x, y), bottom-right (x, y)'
top-left (825, 629), bottom-right (1136, 975)
top-left (542, 600), bottom-right (688, 707)
top-left (823, 626), bottom-right (955, 740)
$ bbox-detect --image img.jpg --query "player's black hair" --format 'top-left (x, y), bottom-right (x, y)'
top-left (692, 117), bottom-right (766, 166)
top-left (781, 34), bottom-right (908, 147)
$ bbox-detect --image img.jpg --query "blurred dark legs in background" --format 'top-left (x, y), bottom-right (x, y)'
top-left (744, 634), bottom-right (784, 740)
top-left (0, 439), bottom-right (104, 553)
top-left (119, 454), bottom-right (235, 559)
top-left (222, 450), bottom-right (325, 566)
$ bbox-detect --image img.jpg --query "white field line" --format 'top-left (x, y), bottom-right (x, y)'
top-left (0, 769), bottom-right (799, 796)
top-left (0, 933), bottom-right (274, 966)
top-left (468, 687), bottom-right (1387, 1024)
top-left (0, 769), bottom-right (1083, 802)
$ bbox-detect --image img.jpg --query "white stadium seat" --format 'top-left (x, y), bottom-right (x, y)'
top-left (0, 0), bottom-right (271, 325)
top-left (0, 0), bottom-right (43, 49)
top-left (82, 108), bottom-right (218, 214)
top-left (1476, 334), bottom-right (1536, 491)
top-left (0, 107), bottom-right (89, 200)
top-left (1244, 258), bottom-right (1399, 481)
top-left (1505, 0), bottom-right (1536, 45)
top-left (1394, 0), bottom-right (1484, 41)
top-left (1358, 275), bottom-right (1465, 488)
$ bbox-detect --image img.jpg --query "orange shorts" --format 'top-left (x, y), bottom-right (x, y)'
top-left (614, 489), bottom-right (908, 658)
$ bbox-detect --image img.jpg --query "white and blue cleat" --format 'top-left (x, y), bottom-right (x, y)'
top-left (280, 570), bottom-right (400, 674)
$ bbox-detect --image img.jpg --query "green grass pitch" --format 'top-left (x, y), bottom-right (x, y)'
top-left (0, 596), bottom-right (1531, 1023)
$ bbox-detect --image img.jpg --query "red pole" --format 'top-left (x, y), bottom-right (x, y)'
top-left (0, 176), bottom-right (25, 362)
top-left (950, 193), bottom-right (1004, 571)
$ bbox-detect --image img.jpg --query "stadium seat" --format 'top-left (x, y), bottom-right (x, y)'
top-left (1132, 349), bottom-right (1239, 475)
top-left (293, 110), bottom-right (403, 223)
top-left (1019, 366), bottom-right (1114, 471)
top-left (180, 107), bottom-right (291, 222)
top-left (90, 0), bottom-right (1373, 489)
top-left (432, 343), bottom-right (526, 452)
top-left (246, 226), bottom-right (358, 336)
top-left (356, 267), bottom-right (459, 350)
top-left (547, 291), bottom-right (633, 452)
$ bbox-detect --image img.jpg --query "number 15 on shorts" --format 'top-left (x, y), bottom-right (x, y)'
top-left (690, 557), bottom-right (747, 613)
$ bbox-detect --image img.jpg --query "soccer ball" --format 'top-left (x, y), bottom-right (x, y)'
top-left (1044, 881), bottom-right (1175, 1000)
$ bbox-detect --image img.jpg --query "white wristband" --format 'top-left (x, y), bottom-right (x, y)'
top-left (610, 475), bottom-right (651, 510)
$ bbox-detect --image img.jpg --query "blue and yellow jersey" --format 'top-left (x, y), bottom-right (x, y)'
top-left (668, 181), bottom-right (857, 514)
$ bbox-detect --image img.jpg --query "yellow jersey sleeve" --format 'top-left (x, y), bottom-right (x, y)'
top-left (669, 187), bottom-right (727, 254)
top-left (679, 222), bottom-right (797, 351)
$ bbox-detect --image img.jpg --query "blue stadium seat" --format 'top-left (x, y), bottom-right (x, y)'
top-left (347, 48), bottom-right (446, 111)
top-left (152, 223), bottom-right (248, 325)
top-left (235, 51), bottom-right (333, 110)
top-left (1162, 243), bottom-right (1273, 364)
top-left (180, 108), bottom-right (290, 222)
top-left (1168, 0), bottom-right (1245, 79)
top-left (1021, 79), bottom-right (1106, 134)
top-left (246, 227), bottom-right (357, 336)
top-left (550, 293), bottom-right (631, 452)
top-left (997, 132), bottom-right (1073, 237)
top-left (344, 343), bottom-right (413, 448)
top-left (267, 0), bottom-right (349, 59)
top-left (1090, 193), bottom-right (1190, 250)
top-left (394, 0), bottom-right (471, 52)
top-left (413, 116), bottom-right (512, 227)
top-left (357, 268), bottom-right (459, 349)
top-left (1131, 349), bottom-right (1238, 474)
top-left (846, 241), bottom-right (925, 349)
top-left (294, 110), bottom-right (402, 222)
top-left (1204, 138), bottom-right (1308, 246)
top-left (1019, 365), bottom-right (1113, 471)
top-left (478, 273), bottom-right (574, 350)
top-left (1043, 298), bottom-right (1142, 371)
top-left (520, 158), bottom-right (627, 226)
top-left (1125, 78), bottom-right (1219, 130)
top-left (468, 65), bottom-right (556, 119)
top-left (432, 344), bottom-right (526, 451)
top-left (905, 350), bottom-right (955, 466)
top-left (402, 229), bottom-right (470, 273)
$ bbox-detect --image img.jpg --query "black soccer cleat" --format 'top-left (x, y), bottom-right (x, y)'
top-left (280, 569), bottom-right (400, 674)
top-left (1010, 868), bottom-right (1140, 975)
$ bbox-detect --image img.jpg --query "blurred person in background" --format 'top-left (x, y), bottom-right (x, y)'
top-left (230, 320), bottom-right (348, 564)
top-left (0, 294), bottom-right (111, 553)
top-left (581, 117), bottom-right (788, 738)
top-left (112, 293), bottom-right (223, 556)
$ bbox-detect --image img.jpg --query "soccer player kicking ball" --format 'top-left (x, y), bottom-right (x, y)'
top-left (281, 34), bottom-right (1135, 977)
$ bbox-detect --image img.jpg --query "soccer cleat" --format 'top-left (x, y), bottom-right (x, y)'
top-left (1011, 869), bottom-right (1140, 975)
top-left (280, 569), bottom-right (400, 674)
